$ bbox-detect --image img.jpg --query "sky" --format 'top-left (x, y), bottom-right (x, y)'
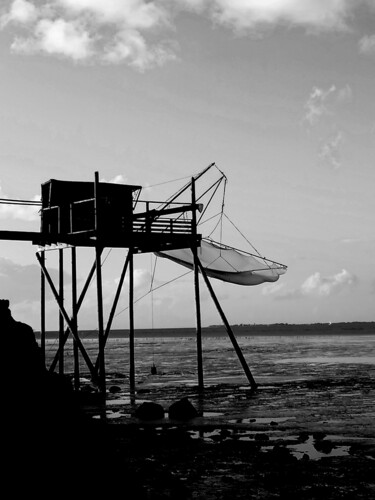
top-left (0, 0), bottom-right (374, 332)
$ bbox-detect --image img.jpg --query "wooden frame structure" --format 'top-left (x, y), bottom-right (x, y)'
top-left (0, 169), bottom-right (257, 395)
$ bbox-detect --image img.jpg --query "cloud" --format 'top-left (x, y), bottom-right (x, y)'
top-left (0, 183), bottom-right (40, 221)
top-left (0, 0), bottom-right (37, 27)
top-left (103, 29), bottom-right (176, 71)
top-left (358, 34), bottom-right (375, 55)
top-left (208, 0), bottom-right (352, 33)
top-left (0, 257), bottom-right (66, 304)
top-left (12, 18), bottom-right (94, 60)
top-left (261, 282), bottom-right (285, 296)
top-left (303, 85), bottom-right (337, 126)
top-left (1, 0), bottom-right (174, 69)
top-left (274, 269), bottom-right (358, 300)
top-left (301, 269), bottom-right (358, 295)
top-left (302, 84), bottom-right (353, 126)
top-left (1, 1), bottom-right (374, 67)
top-left (336, 84), bottom-right (353, 103)
top-left (100, 174), bottom-right (128, 184)
top-left (302, 85), bottom-right (352, 168)
top-left (319, 130), bottom-right (344, 169)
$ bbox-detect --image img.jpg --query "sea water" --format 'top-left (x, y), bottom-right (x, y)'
top-left (43, 329), bottom-right (375, 387)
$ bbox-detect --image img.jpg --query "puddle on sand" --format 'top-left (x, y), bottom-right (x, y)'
top-left (287, 436), bottom-right (350, 461)
top-left (189, 430), bottom-right (351, 461)
top-left (228, 417), bottom-right (295, 425)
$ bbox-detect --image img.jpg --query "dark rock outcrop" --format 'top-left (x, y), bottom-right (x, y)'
top-left (135, 401), bottom-right (165, 420)
top-left (168, 397), bottom-right (199, 420)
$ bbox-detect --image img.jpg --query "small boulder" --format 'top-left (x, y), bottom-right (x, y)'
top-left (109, 385), bottom-right (122, 394)
top-left (134, 402), bottom-right (164, 420)
top-left (168, 398), bottom-right (199, 420)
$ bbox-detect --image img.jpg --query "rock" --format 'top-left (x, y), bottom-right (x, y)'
top-left (135, 402), bottom-right (165, 420)
top-left (313, 431), bottom-right (326, 441)
top-left (168, 398), bottom-right (199, 420)
top-left (254, 433), bottom-right (269, 441)
top-left (109, 385), bottom-right (122, 393)
top-left (298, 432), bottom-right (309, 442)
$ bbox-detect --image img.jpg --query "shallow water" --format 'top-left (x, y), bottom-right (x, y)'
top-left (45, 332), bottom-right (375, 387)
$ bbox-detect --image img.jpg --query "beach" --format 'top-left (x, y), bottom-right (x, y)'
top-left (35, 323), bottom-right (375, 498)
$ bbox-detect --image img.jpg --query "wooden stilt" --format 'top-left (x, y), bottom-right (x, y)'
top-left (49, 255), bottom-right (99, 373)
top-left (197, 257), bottom-right (257, 390)
top-left (94, 251), bottom-right (130, 372)
top-left (71, 246), bottom-right (80, 391)
top-left (129, 249), bottom-right (135, 394)
top-left (59, 247), bottom-right (64, 375)
top-left (36, 252), bottom-right (97, 380)
top-left (191, 178), bottom-right (204, 391)
top-left (40, 250), bottom-right (46, 368)
top-left (94, 171), bottom-right (106, 393)
top-left (96, 245), bottom-right (106, 393)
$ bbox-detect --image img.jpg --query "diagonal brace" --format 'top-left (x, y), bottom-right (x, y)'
top-left (49, 255), bottom-right (99, 373)
top-left (36, 251), bottom-right (97, 380)
top-left (196, 256), bottom-right (257, 390)
top-left (94, 251), bottom-right (130, 373)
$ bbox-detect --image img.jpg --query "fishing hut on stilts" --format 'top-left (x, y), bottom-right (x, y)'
top-left (0, 164), bottom-right (287, 396)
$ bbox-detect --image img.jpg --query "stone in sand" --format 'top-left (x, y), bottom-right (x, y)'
top-left (135, 401), bottom-right (165, 420)
top-left (168, 397), bottom-right (199, 420)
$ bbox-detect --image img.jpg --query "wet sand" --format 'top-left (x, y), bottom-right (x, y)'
top-left (78, 367), bottom-right (375, 499)
top-left (32, 327), bottom-right (374, 497)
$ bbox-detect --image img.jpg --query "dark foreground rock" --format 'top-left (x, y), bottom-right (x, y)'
top-left (168, 397), bottom-right (199, 420)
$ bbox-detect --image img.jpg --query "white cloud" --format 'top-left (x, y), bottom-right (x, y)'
top-left (303, 84), bottom-right (352, 127)
top-left (1, 0), bottom-right (37, 27)
top-left (12, 18), bottom-right (94, 60)
top-left (301, 269), bottom-right (357, 296)
top-left (58, 0), bottom-right (169, 30)
top-left (358, 34), bottom-right (375, 55)
top-left (103, 29), bottom-right (176, 70)
top-left (319, 130), bottom-right (344, 169)
top-left (108, 174), bottom-right (127, 184)
top-left (0, 257), bottom-right (61, 303)
top-left (303, 85), bottom-right (336, 126)
top-left (302, 85), bottom-right (351, 167)
top-left (209, 0), bottom-right (352, 33)
top-left (0, 183), bottom-right (40, 221)
top-left (2, 0), bottom-right (374, 67)
top-left (271, 269), bottom-right (358, 300)
top-left (261, 282), bottom-right (285, 296)
top-left (336, 84), bottom-right (353, 103)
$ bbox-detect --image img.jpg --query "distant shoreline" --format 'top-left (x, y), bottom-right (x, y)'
top-left (35, 321), bottom-right (375, 339)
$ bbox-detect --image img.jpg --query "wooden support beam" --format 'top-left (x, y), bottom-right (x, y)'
top-left (49, 253), bottom-right (99, 373)
top-left (36, 251), bottom-right (97, 381)
top-left (196, 257), bottom-right (257, 390)
top-left (40, 251), bottom-right (46, 368)
top-left (96, 245), bottom-right (106, 393)
top-left (71, 246), bottom-right (80, 390)
top-left (59, 248), bottom-right (64, 375)
top-left (129, 250), bottom-right (135, 394)
top-left (191, 177), bottom-right (204, 391)
top-left (94, 251), bottom-right (130, 372)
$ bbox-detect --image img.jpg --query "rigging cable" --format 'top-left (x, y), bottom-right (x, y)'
top-left (114, 269), bottom-right (192, 318)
